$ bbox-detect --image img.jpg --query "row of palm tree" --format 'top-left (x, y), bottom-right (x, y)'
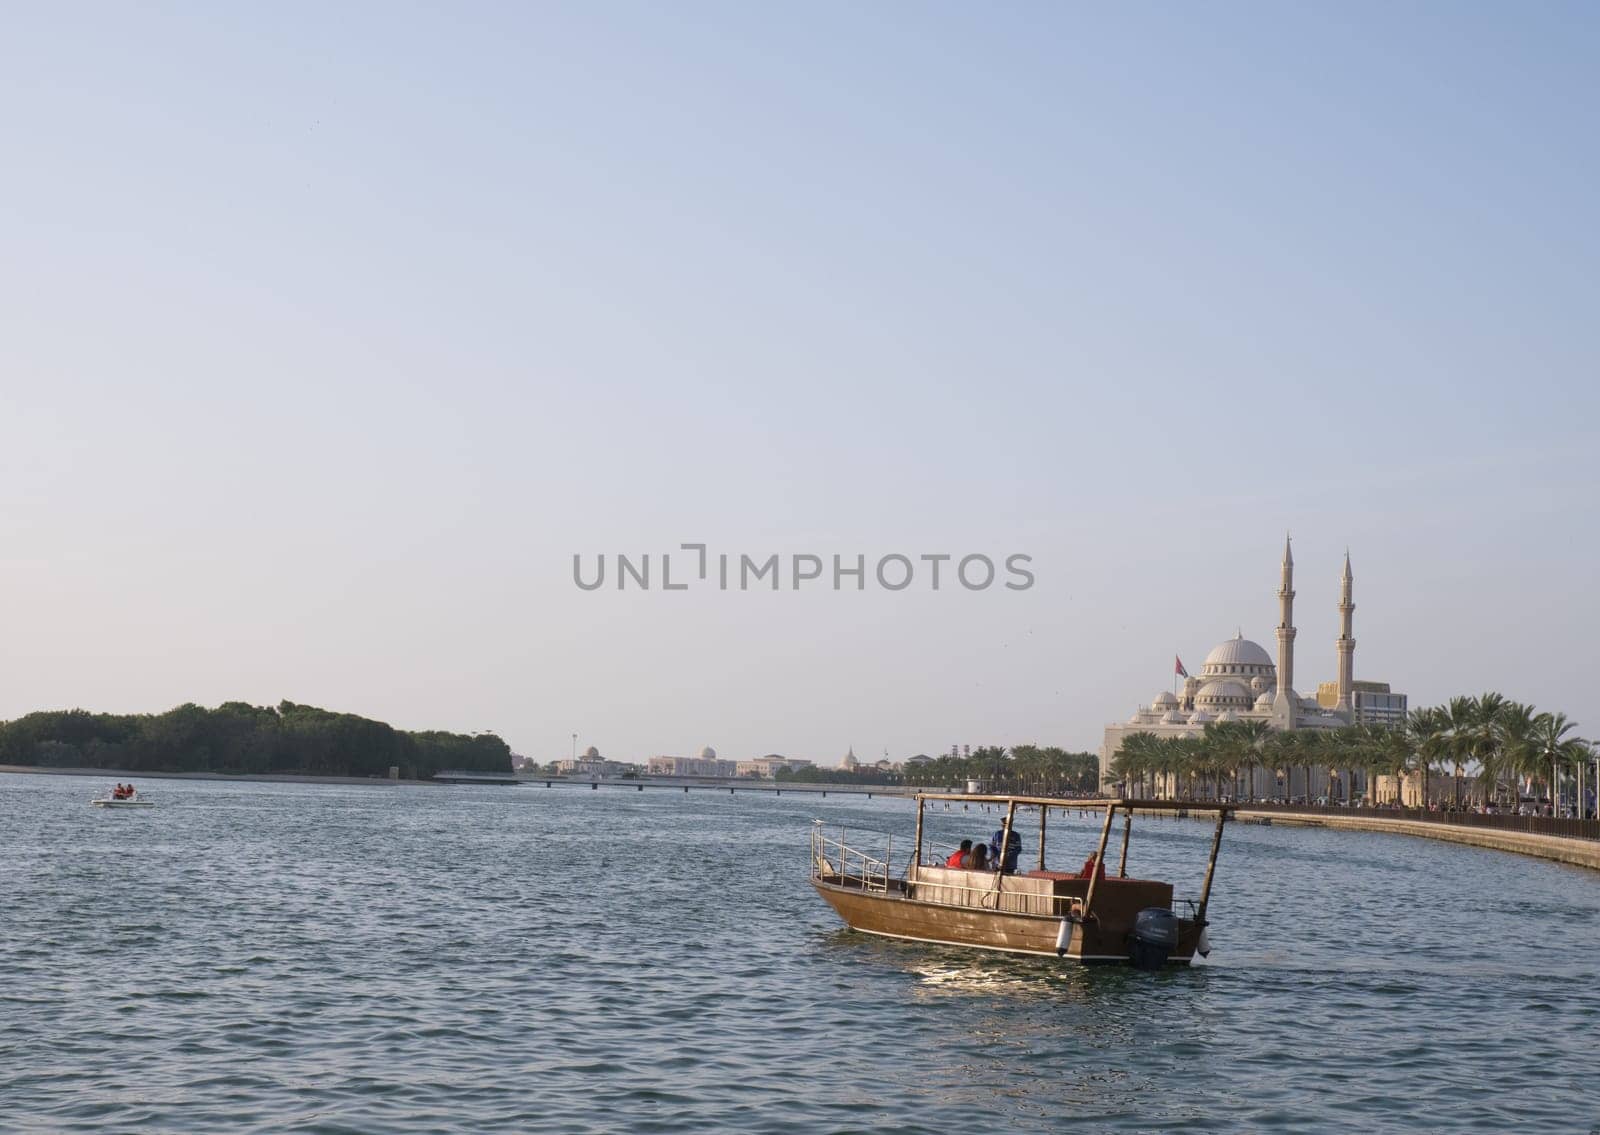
top-left (1109, 694), bottom-right (1595, 812)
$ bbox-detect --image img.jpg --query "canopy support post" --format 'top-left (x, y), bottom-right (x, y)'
top-left (912, 796), bottom-right (925, 872)
top-left (999, 800), bottom-right (1017, 877)
top-left (1117, 809), bottom-right (1132, 877)
top-left (1196, 809), bottom-right (1228, 926)
top-left (1082, 801), bottom-right (1117, 921)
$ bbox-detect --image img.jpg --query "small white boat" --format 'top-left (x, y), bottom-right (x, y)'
top-left (91, 793), bottom-right (154, 808)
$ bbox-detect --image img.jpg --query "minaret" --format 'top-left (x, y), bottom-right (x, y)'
top-left (1273, 534), bottom-right (1297, 728)
top-left (1336, 550), bottom-right (1356, 714)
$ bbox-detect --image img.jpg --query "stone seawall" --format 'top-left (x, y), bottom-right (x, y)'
top-left (1237, 810), bottom-right (1600, 871)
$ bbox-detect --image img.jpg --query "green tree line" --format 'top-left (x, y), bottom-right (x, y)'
top-left (772, 745), bottom-right (1099, 793)
top-left (1110, 693), bottom-right (1593, 810)
top-left (0, 701), bottom-right (513, 780)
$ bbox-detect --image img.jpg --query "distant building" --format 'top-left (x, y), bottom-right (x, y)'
top-left (904, 754), bottom-right (933, 767)
top-left (556, 745), bottom-right (634, 777)
top-left (840, 746), bottom-right (859, 771)
top-left (1317, 680), bottom-right (1408, 729)
top-left (647, 746), bottom-right (738, 777)
top-left (734, 755), bottom-right (814, 778)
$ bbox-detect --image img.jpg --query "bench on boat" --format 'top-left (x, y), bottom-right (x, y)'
top-left (908, 864), bottom-right (1174, 918)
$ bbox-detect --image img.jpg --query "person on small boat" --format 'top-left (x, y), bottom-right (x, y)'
top-left (964, 844), bottom-right (989, 871)
top-left (111, 784), bottom-right (129, 799)
top-left (944, 840), bottom-right (973, 868)
top-left (988, 828), bottom-right (1022, 874)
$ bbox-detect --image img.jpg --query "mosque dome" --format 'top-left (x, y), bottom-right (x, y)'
top-left (1151, 691), bottom-right (1179, 711)
top-left (700, 746), bottom-right (717, 760)
top-left (1202, 633), bottom-right (1275, 673)
top-left (583, 745), bottom-right (600, 759)
top-left (1253, 691), bottom-right (1275, 711)
top-left (1216, 709), bottom-right (1241, 723)
top-left (1251, 675), bottom-right (1270, 694)
top-left (1188, 710), bottom-right (1214, 726)
top-left (1195, 678), bottom-right (1253, 708)
top-left (1160, 710), bottom-right (1185, 724)
top-left (1128, 710), bottom-right (1147, 724)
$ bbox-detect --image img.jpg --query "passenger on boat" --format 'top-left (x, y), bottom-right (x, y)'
top-left (1078, 851), bottom-right (1106, 881)
top-left (988, 828), bottom-right (1022, 874)
top-left (944, 840), bottom-right (973, 868)
top-left (111, 784), bottom-right (129, 799)
top-left (964, 844), bottom-right (989, 871)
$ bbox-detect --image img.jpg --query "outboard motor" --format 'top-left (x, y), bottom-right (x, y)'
top-left (1129, 907), bottom-right (1179, 971)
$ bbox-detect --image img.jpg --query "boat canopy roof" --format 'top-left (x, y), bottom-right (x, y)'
top-left (914, 793), bottom-right (1233, 815)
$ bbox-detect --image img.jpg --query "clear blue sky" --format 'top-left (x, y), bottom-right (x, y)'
top-left (3, 2), bottom-right (1596, 762)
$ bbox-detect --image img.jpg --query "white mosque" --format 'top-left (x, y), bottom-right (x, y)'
top-left (1098, 537), bottom-right (1407, 798)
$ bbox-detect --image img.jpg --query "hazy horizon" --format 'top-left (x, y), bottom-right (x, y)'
top-left (4, 3), bottom-right (1596, 763)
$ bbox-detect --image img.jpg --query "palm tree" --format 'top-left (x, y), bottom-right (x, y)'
top-left (1530, 713), bottom-right (1587, 815)
top-left (1405, 707), bottom-right (1450, 809)
top-left (1112, 732), bottom-right (1160, 799)
top-left (1327, 725), bottom-right (1369, 803)
top-left (1263, 730), bottom-right (1299, 803)
top-left (1442, 695), bottom-right (1479, 807)
top-left (1238, 719), bottom-right (1273, 802)
top-left (1491, 702), bottom-right (1538, 807)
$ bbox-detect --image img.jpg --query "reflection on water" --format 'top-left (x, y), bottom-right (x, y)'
top-left (1, 772), bottom-right (1596, 1134)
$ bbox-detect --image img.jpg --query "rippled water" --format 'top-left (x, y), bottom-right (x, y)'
top-left (2, 772), bottom-right (1597, 1133)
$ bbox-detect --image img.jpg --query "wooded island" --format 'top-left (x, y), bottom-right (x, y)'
top-left (0, 701), bottom-right (513, 780)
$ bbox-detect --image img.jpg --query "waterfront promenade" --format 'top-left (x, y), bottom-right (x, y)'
top-left (1235, 806), bottom-right (1600, 871)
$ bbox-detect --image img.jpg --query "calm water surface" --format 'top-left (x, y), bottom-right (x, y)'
top-left (2, 772), bottom-right (1596, 1133)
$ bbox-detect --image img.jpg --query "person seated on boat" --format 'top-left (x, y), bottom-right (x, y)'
top-left (1077, 851), bottom-right (1106, 881)
top-left (964, 843), bottom-right (990, 871)
top-left (111, 784), bottom-right (129, 799)
top-left (944, 839), bottom-right (973, 868)
top-left (124, 784), bottom-right (136, 798)
top-left (988, 828), bottom-right (1022, 874)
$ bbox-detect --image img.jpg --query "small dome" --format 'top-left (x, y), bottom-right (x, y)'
top-left (1216, 709), bottom-right (1240, 723)
top-left (1195, 679), bottom-right (1253, 708)
top-left (1151, 691), bottom-right (1179, 710)
top-left (1188, 711), bottom-right (1214, 725)
top-left (1251, 675), bottom-right (1270, 694)
top-left (700, 746), bottom-right (716, 760)
top-left (1160, 710), bottom-right (1185, 724)
top-left (1253, 691), bottom-right (1275, 710)
top-left (583, 745), bottom-right (600, 759)
top-left (1128, 710), bottom-right (1147, 724)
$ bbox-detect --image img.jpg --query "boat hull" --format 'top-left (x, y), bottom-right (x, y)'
top-left (91, 799), bottom-right (153, 808)
top-left (812, 879), bottom-right (1200, 965)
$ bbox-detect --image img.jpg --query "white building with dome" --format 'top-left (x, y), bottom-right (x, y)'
top-left (647, 746), bottom-right (739, 777)
top-left (556, 745), bottom-right (637, 777)
top-left (1099, 538), bottom-right (1407, 799)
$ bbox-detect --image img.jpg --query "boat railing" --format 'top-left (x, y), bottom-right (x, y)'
top-left (810, 823), bottom-right (894, 893)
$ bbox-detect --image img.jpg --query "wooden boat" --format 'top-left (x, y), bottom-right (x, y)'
top-left (810, 794), bottom-right (1229, 968)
